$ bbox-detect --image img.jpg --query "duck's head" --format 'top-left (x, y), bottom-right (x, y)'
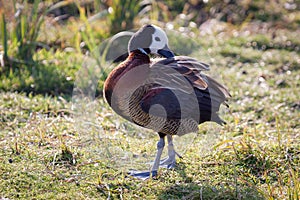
top-left (128, 24), bottom-right (175, 58)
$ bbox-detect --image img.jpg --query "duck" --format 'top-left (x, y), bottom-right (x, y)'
top-left (103, 24), bottom-right (231, 179)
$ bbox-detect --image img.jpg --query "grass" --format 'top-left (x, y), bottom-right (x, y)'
top-left (1, 29), bottom-right (299, 198)
top-left (0, 90), bottom-right (298, 199)
top-left (0, 1), bottom-right (300, 199)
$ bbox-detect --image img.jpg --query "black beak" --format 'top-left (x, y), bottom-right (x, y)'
top-left (157, 45), bottom-right (175, 58)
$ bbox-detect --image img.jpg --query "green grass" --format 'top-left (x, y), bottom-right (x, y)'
top-left (0, 87), bottom-right (299, 199)
top-left (1, 27), bottom-right (299, 198)
top-left (0, 1), bottom-right (300, 199)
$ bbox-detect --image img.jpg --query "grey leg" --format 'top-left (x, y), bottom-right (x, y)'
top-left (128, 136), bottom-right (165, 180)
top-left (151, 137), bottom-right (165, 171)
top-left (160, 135), bottom-right (181, 169)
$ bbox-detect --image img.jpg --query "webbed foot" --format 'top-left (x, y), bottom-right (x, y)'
top-left (160, 157), bottom-right (176, 169)
top-left (127, 170), bottom-right (158, 180)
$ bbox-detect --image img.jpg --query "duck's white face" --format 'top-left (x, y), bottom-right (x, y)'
top-left (128, 24), bottom-right (174, 58)
top-left (148, 25), bottom-right (169, 54)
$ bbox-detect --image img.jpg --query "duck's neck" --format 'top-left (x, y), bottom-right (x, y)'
top-left (104, 50), bottom-right (150, 106)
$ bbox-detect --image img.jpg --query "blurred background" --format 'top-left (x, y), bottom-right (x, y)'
top-left (0, 0), bottom-right (299, 95)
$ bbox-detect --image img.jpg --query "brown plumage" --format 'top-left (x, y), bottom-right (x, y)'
top-left (103, 24), bottom-right (230, 179)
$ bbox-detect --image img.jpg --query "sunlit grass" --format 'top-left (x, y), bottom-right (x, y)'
top-left (0, 34), bottom-right (299, 198)
top-left (0, 0), bottom-right (299, 199)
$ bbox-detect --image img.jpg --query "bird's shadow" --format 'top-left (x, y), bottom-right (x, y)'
top-left (157, 162), bottom-right (265, 200)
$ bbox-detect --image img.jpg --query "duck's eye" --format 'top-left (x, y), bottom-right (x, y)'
top-left (155, 37), bottom-right (161, 41)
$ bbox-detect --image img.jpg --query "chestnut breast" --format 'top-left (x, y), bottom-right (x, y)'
top-left (103, 51), bottom-right (151, 120)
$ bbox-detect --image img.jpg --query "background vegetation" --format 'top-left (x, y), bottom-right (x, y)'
top-left (0, 0), bottom-right (299, 199)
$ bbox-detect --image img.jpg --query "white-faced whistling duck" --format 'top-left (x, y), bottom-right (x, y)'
top-left (103, 24), bottom-right (231, 179)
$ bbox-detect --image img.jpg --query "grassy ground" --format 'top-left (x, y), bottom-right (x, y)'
top-left (0, 1), bottom-right (300, 200)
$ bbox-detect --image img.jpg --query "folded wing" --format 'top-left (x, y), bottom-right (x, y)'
top-left (140, 56), bottom-right (230, 124)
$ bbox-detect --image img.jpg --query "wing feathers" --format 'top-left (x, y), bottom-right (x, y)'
top-left (139, 56), bottom-right (230, 123)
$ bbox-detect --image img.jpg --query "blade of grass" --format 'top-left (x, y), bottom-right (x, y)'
top-left (1, 14), bottom-right (8, 60)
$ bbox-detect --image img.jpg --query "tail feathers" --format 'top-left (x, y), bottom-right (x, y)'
top-left (212, 114), bottom-right (226, 125)
top-left (206, 75), bottom-right (231, 101)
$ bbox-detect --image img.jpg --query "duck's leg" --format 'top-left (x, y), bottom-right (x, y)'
top-left (160, 135), bottom-right (182, 169)
top-left (128, 133), bottom-right (165, 180)
top-left (151, 134), bottom-right (166, 172)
